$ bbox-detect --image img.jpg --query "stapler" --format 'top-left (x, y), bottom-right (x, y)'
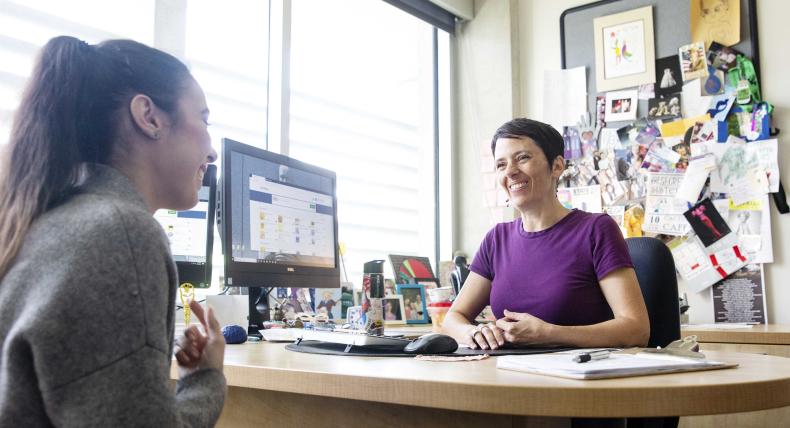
top-left (641, 335), bottom-right (705, 359)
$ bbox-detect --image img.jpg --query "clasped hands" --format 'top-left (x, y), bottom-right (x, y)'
top-left (174, 300), bottom-right (225, 377)
top-left (466, 309), bottom-right (547, 350)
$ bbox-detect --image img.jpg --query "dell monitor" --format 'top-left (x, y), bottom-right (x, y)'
top-left (220, 138), bottom-right (340, 334)
top-left (154, 164), bottom-right (217, 288)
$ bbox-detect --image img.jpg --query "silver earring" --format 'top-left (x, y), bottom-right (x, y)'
top-left (153, 132), bottom-right (159, 139)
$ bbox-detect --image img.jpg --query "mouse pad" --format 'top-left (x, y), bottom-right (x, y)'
top-left (285, 341), bottom-right (573, 357)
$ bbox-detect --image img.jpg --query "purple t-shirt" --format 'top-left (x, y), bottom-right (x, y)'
top-left (469, 210), bottom-right (633, 326)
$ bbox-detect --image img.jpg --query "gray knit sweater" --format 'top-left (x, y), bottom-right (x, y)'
top-left (0, 165), bottom-right (226, 427)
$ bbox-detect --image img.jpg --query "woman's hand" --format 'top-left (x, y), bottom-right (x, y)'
top-left (464, 323), bottom-right (505, 350)
top-left (176, 300), bottom-right (225, 377)
top-left (495, 309), bottom-right (551, 344)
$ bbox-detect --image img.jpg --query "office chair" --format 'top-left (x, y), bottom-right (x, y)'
top-left (625, 237), bottom-right (681, 428)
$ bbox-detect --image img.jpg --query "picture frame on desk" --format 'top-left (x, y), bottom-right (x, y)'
top-left (382, 295), bottom-right (407, 325)
top-left (396, 284), bottom-right (429, 324)
top-left (388, 254), bottom-right (436, 284)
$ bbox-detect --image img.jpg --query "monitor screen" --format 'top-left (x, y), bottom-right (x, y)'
top-left (153, 164), bottom-right (216, 288)
top-left (221, 138), bottom-right (340, 288)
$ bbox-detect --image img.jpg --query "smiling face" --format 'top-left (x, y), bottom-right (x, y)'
top-left (153, 78), bottom-right (217, 210)
top-left (494, 137), bottom-right (563, 213)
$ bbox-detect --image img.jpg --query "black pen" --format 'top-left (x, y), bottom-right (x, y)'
top-left (573, 349), bottom-right (611, 363)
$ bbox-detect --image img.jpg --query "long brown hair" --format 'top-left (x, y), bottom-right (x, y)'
top-left (0, 36), bottom-right (192, 278)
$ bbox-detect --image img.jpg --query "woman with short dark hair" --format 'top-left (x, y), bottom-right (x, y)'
top-left (443, 118), bottom-right (649, 350)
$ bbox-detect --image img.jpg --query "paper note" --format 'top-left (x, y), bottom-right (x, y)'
top-left (712, 264), bottom-right (766, 324)
top-left (659, 114), bottom-right (711, 137)
top-left (543, 67), bottom-right (587, 131)
top-left (727, 196), bottom-right (773, 264)
top-left (557, 185), bottom-right (603, 213)
top-left (708, 138), bottom-right (779, 194)
top-left (682, 79), bottom-right (713, 118)
top-left (643, 173), bottom-right (690, 236)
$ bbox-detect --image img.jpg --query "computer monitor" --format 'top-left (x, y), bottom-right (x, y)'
top-left (220, 138), bottom-right (340, 334)
top-left (153, 164), bottom-right (217, 288)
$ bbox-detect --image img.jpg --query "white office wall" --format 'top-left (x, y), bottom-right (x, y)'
top-left (455, 0), bottom-right (790, 323)
top-left (453, 0), bottom-right (520, 259)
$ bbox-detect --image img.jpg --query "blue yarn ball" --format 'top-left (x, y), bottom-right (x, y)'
top-left (222, 325), bottom-right (247, 344)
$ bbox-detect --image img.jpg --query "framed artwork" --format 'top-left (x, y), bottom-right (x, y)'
top-left (593, 5), bottom-right (655, 92)
top-left (604, 89), bottom-right (638, 122)
top-left (381, 295), bottom-right (407, 325)
top-left (388, 254), bottom-right (436, 284)
top-left (396, 284), bottom-right (429, 324)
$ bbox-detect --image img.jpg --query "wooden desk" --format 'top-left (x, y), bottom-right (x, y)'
top-left (682, 324), bottom-right (790, 357)
top-left (171, 342), bottom-right (790, 428)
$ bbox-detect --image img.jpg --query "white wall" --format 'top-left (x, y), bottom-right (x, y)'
top-left (453, 0), bottom-right (521, 258)
top-left (456, 0), bottom-right (790, 323)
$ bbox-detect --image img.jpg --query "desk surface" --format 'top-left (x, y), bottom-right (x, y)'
top-left (682, 324), bottom-right (790, 345)
top-left (171, 342), bottom-right (790, 418)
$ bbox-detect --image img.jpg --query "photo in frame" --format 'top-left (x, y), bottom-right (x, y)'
top-left (593, 6), bottom-right (655, 92)
top-left (396, 284), bottom-right (429, 324)
top-left (381, 295), bottom-right (407, 325)
top-left (604, 89), bottom-right (638, 122)
top-left (388, 254), bottom-right (436, 284)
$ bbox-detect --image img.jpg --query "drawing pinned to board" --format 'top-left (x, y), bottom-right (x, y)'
top-left (593, 6), bottom-right (656, 92)
top-left (691, 0), bottom-right (740, 48)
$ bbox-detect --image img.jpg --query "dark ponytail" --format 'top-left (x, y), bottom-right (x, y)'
top-left (0, 36), bottom-right (191, 278)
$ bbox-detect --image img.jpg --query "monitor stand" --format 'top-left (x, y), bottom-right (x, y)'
top-left (247, 286), bottom-right (272, 338)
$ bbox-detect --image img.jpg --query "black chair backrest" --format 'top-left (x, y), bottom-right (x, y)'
top-left (625, 237), bottom-right (681, 348)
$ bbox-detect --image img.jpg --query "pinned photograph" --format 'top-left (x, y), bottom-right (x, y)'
top-left (563, 126), bottom-right (583, 160)
top-left (654, 55), bottom-right (683, 97)
top-left (616, 119), bottom-right (659, 147)
top-left (679, 42), bottom-right (708, 81)
top-left (604, 89), bottom-right (638, 122)
top-left (597, 165), bottom-right (626, 206)
top-left (707, 41), bottom-right (740, 71)
top-left (647, 94), bottom-right (682, 121)
top-left (684, 198), bottom-right (732, 247)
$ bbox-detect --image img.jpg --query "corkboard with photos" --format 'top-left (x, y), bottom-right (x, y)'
top-left (557, 0), bottom-right (781, 323)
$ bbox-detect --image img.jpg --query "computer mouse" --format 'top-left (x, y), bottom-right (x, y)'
top-left (403, 333), bottom-right (458, 354)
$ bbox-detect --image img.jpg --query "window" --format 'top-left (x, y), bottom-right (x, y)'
top-left (288, 0), bottom-right (444, 284)
top-left (0, 0), bottom-right (155, 145)
top-left (183, 0), bottom-right (269, 150)
top-left (1, 0), bottom-right (453, 293)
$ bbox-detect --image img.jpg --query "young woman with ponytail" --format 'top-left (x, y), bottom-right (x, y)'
top-left (0, 36), bottom-right (226, 426)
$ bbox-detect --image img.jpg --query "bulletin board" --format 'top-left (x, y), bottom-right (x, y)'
top-left (560, 0), bottom-right (760, 118)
